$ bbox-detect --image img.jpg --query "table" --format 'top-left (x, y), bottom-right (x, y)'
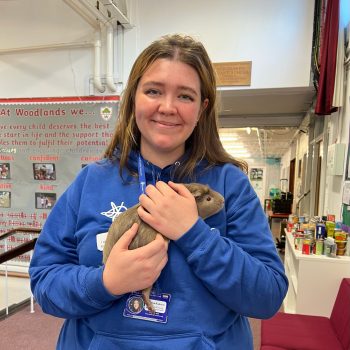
top-left (267, 210), bottom-right (290, 228)
top-left (283, 230), bottom-right (350, 317)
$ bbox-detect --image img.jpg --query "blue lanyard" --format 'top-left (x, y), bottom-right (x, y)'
top-left (138, 153), bottom-right (146, 195)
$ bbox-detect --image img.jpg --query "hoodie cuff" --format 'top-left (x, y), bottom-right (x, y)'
top-left (174, 218), bottom-right (218, 259)
top-left (84, 266), bottom-right (121, 307)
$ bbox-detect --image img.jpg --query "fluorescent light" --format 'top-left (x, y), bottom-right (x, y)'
top-left (220, 136), bottom-right (238, 142)
top-left (230, 154), bottom-right (251, 158)
top-left (223, 144), bottom-right (244, 149)
top-left (228, 150), bottom-right (251, 157)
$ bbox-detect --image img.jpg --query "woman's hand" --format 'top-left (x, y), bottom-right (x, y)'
top-left (137, 181), bottom-right (199, 240)
top-left (102, 223), bottom-right (168, 296)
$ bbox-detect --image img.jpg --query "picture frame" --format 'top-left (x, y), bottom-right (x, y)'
top-left (0, 163), bottom-right (10, 179)
top-left (33, 163), bottom-right (56, 181)
top-left (35, 192), bottom-right (57, 209)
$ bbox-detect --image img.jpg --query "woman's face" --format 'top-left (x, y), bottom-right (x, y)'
top-left (133, 299), bottom-right (140, 309)
top-left (134, 58), bottom-right (208, 166)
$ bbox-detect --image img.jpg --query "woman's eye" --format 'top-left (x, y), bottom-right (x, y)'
top-left (179, 94), bottom-right (194, 101)
top-left (145, 89), bottom-right (160, 96)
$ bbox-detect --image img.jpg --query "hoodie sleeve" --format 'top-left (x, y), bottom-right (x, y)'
top-left (174, 167), bottom-right (288, 319)
top-left (29, 173), bottom-right (119, 319)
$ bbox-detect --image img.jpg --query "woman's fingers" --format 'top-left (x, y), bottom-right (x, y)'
top-left (103, 230), bottom-right (168, 296)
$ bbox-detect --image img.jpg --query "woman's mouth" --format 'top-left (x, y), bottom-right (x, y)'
top-left (152, 120), bottom-right (179, 128)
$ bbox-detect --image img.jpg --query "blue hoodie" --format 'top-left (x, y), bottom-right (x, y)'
top-left (30, 151), bottom-right (288, 350)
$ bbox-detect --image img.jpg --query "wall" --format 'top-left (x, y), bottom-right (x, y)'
top-left (247, 158), bottom-right (281, 207)
top-left (324, 74), bottom-right (350, 220)
top-left (129, 0), bottom-right (315, 89)
top-left (312, 0), bottom-right (350, 221)
top-left (280, 59), bottom-right (350, 222)
top-left (0, 0), bottom-right (94, 97)
top-left (0, 0), bottom-right (315, 98)
top-left (280, 148), bottom-right (291, 180)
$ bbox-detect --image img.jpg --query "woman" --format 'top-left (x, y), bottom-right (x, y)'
top-left (30, 34), bottom-right (288, 349)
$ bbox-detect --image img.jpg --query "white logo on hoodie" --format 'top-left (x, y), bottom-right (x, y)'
top-left (101, 201), bottom-right (128, 222)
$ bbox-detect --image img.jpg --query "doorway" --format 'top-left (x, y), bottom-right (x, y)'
top-left (289, 158), bottom-right (296, 195)
top-left (314, 141), bottom-right (323, 216)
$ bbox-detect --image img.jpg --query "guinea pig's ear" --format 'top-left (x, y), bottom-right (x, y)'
top-left (184, 183), bottom-right (202, 198)
top-left (192, 189), bottom-right (203, 199)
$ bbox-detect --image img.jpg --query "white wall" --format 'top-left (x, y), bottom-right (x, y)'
top-left (129, 0), bottom-right (315, 90)
top-left (0, 0), bottom-right (95, 97)
top-left (248, 158), bottom-right (281, 201)
top-left (280, 148), bottom-right (291, 174)
top-left (0, 0), bottom-right (315, 98)
top-left (324, 78), bottom-right (350, 220)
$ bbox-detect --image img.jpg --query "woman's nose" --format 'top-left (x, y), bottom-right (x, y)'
top-left (158, 96), bottom-right (177, 115)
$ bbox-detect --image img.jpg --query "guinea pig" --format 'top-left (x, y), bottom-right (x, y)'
top-left (103, 183), bottom-right (224, 314)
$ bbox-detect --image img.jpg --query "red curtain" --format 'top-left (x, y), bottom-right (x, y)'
top-left (315, 0), bottom-right (339, 115)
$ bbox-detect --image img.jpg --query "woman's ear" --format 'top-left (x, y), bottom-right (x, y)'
top-left (197, 98), bottom-right (209, 122)
top-left (202, 98), bottom-right (209, 112)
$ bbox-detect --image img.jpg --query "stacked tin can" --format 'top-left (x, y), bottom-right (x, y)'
top-left (287, 214), bottom-right (349, 257)
top-left (314, 222), bottom-right (326, 256)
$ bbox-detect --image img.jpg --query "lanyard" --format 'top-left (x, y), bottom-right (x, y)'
top-left (138, 153), bottom-right (163, 295)
top-left (138, 153), bottom-right (146, 195)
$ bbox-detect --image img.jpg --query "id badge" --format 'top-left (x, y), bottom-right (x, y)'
top-left (123, 292), bottom-right (171, 323)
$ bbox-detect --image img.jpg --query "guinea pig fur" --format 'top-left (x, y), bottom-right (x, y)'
top-left (103, 183), bottom-right (224, 313)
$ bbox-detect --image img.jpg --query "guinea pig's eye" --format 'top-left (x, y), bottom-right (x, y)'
top-left (206, 196), bottom-right (212, 201)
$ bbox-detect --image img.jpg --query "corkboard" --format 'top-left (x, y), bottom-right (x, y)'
top-left (213, 61), bottom-right (252, 86)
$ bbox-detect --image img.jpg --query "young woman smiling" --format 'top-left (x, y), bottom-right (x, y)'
top-left (30, 34), bottom-right (288, 350)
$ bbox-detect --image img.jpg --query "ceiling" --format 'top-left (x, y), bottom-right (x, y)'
top-left (218, 86), bottom-right (316, 160)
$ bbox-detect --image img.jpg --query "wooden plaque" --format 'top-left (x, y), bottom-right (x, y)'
top-left (213, 61), bottom-right (252, 86)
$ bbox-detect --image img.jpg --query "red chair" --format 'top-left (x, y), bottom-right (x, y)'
top-left (260, 278), bottom-right (350, 350)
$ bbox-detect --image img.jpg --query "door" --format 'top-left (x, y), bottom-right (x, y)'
top-left (289, 158), bottom-right (296, 195)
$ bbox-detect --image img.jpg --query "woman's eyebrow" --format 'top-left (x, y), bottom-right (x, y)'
top-left (178, 86), bottom-right (198, 96)
top-left (142, 81), bottom-right (198, 96)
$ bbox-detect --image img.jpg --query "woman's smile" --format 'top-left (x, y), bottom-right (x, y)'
top-left (152, 119), bottom-right (181, 128)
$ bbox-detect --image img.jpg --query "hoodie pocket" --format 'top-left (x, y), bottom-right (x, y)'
top-left (88, 332), bottom-right (215, 350)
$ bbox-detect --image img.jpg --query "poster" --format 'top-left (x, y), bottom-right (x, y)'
top-left (0, 96), bottom-right (119, 271)
top-left (249, 167), bottom-right (266, 208)
top-left (250, 168), bottom-right (263, 180)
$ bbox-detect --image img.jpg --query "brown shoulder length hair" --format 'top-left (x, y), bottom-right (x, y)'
top-left (104, 34), bottom-right (248, 180)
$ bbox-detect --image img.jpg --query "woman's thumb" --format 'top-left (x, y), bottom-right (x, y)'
top-left (168, 181), bottom-right (192, 198)
top-left (116, 223), bottom-right (139, 250)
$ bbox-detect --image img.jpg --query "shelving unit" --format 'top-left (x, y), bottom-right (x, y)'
top-left (283, 230), bottom-right (350, 317)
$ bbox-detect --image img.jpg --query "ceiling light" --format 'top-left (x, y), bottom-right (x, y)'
top-left (220, 135), bottom-right (238, 142)
top-left (229, 152), bottom-right (251, 158)
top-left (228, 150), bottom-right (251, 157)
top-left (223, 144), bottom-right (244, 149)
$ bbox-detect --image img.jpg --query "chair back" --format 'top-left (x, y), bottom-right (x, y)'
top-left (330, 278), bottom-right (350, 350)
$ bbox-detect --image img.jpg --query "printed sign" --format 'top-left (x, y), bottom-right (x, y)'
top-left (0, 96), bottom-right (119, 271)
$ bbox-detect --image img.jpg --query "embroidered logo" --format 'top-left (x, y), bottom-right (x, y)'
top-left (101, 201), bottom-right (128, 221)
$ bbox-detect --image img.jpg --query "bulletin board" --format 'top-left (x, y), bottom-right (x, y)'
top-left (0, 96), bottom-right (119, 272)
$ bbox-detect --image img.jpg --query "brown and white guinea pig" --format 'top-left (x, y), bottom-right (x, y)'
top-left (102, 183), bottom-right (225, 313)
